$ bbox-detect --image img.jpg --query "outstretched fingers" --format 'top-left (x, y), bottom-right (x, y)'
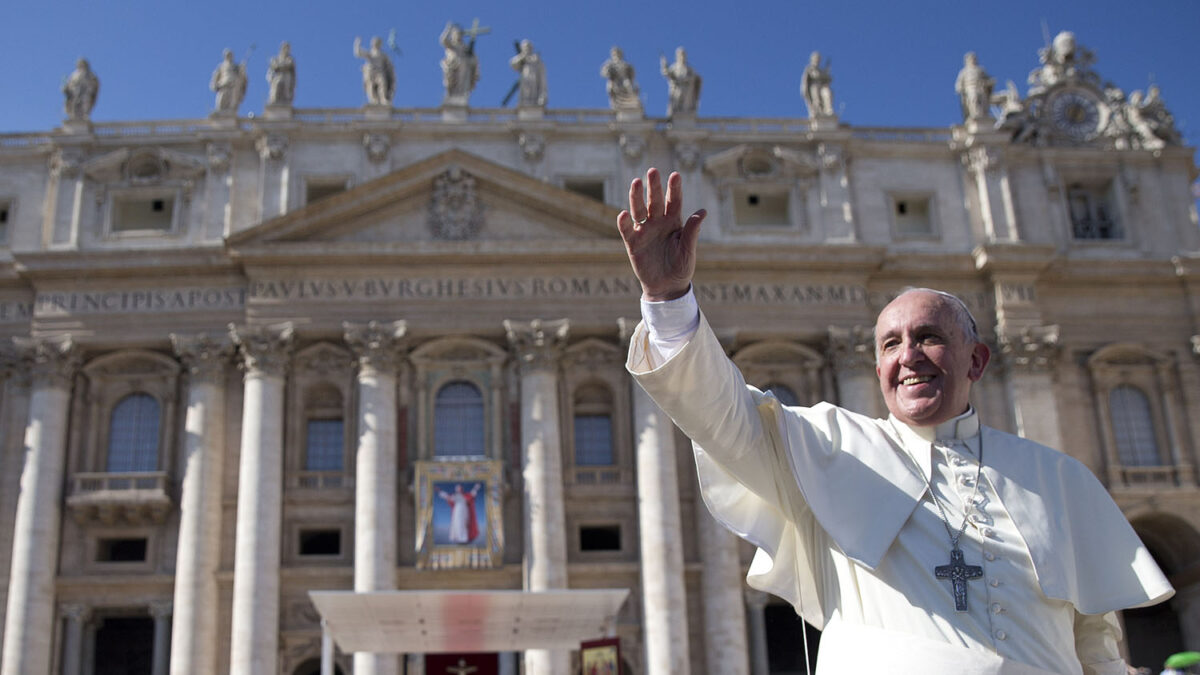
top-left (627, 176), bottom-right (647, 223)
top-left (645, 167), bottom-right (664, 221)
top-left (664, 171), bottom-right (685, 223)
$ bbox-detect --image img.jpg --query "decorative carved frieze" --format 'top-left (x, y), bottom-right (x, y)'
top-left (518, 132), bottom-right (545, 162)
top-left (171, 333), bottom-right (233, 382)
top-left (229, 323), bottom-right (295, 378)
top-left (826, 325), bottom-right (875, 373)
top-left (428, 167), bottom-right (485, 240)
top-left (256, 133), bottom-right (288, 161)
top-left (619, 133), bottom-right (646, 161)
top-left (674, 141), bottom-right (700, 172)
top-left (343, 320), bottom-right (407, 373)
top-left (999, 324), bottom-right (1061, 371)
top-left (207, 142), bottom-right (232, 171)
top-left (965, 145), bottom-right (1003, 175)
top-left (504, 318), bottom-right (569, 373)
top-left (14, 334), bottom-right (81, 389)
top-left (363, 133), bottom-right (390, 163)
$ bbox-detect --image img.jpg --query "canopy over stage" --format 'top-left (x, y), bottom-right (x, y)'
top-left (309, 589), bottom-right (630, 654)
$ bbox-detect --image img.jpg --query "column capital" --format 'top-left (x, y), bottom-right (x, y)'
top-left (229, 322), bottom-right (295, 378)
top-left (14, 334), bottom-right (81, 389)
top-left (999, 324), bottom-right (1061, 372)
top-left (504, 318), bottom-right (569, 373)
top-left (343, 320), bottom-right (407, 374)
top-left (826, 324), bottom-right (875, 373)
top-left (59, 603), bottom-right (92, 623)
top-left (171, 332), bottom-right (234, 382)
top-left (148, 600), bottom-right (173, 619)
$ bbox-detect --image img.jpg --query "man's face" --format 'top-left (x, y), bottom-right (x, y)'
top-left (874, 291), bottom-right (989, 427)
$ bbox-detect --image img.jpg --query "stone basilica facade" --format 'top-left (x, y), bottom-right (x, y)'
top-left (0, 27), bottom-right (1197, 675)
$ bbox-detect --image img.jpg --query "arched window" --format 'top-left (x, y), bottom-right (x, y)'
top-left (574, 383), bottom-right (614, 466)
top-left (765, 383), bottom-right (800, 407)
top-left (106, 393), bottom-right (161, 472)
top-left (1110, 385), bottom-right (1161, 466)
top-left (434, 381), bottom-right (485, 457)
top-left (303, 383), bottom-right (345, 472)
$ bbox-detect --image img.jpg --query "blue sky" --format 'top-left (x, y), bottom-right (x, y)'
top-left (3, 0), bottom-right (1198, 155)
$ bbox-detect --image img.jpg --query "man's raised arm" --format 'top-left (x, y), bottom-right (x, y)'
top-left (616, 168), bottom-right (705, 302)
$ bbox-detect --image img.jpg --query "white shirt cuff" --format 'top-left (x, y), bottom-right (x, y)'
top-left (640, 287), bottom-right (700, 362)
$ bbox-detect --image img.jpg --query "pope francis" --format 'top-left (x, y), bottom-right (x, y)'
top-left (617, 168), bottom-right (1173, 674)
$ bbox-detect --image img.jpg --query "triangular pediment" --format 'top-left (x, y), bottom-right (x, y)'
top-left (228, 149), bottom-right (619, 250)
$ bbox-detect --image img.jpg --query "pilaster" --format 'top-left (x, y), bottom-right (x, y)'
top-left (228, 323), bottom-right (294, 675)
top-left (696, 497), bottom-right (749, 675)
top-left (999, 325), bottom-right (1064, 449)
top-left (149, 601), bottom-right (173, 675)
top-left (744, 590), bottom-right (771, 675)
top-left (504, 318), bottom-right (569, 675)
top-left (60, 603), bottom-right (92, 675)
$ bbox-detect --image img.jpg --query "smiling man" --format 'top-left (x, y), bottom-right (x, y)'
top-left (620, 168), bottom-right (1173, 674)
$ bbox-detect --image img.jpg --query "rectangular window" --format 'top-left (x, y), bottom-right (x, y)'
top-left (564, 179), bottom-right (606, 203)
top-left (112, 195), bottom-right (175, 232)
top-left (96, 537), bottom-right (148, 562)
top-left (733, 187), bottom-right (790, 227)
top-left (579, 525), bottom-right (621, 552)
top-left (574, 414), bottom-right (614, 466)
top-left (891, 194), bottom-right (934, 236)
top-left (298, 528), bottom-right (342, 557)
top-left (0, 199), bottom-right (10, 243)
top-left (1068, 182), bottom-right (1121, 240)
top-left (305, 179), bottom-right (349, 205)
top-left (304, 418), bottom-right (344, 471)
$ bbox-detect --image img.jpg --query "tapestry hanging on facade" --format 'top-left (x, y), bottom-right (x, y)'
top-left (414, 459), bottom-right (504, 569)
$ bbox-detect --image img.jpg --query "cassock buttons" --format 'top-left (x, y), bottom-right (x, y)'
top-left (995, 630), bottom-right (1007, 641)
top-left (985, 551), bottom-right (996, 561)
top-left (989, 578), bottom-right (1001, 588)
top-left (991, 603), bottom-right (1004, 614)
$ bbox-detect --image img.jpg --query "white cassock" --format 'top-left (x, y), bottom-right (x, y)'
top-left (628, 292), bottom-right (1173, 675)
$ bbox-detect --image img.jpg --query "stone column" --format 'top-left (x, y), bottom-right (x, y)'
top-left (827, 325), bottom-right (879, 416)
top-left (631, 383), bottom-right (690, 674)
top-left (1, 335), bottom-right (80, 675)
top-left (696, 500), bottom-right (749, 675)
top-left (150, 601), bottom-right (172, 675)
top-left (168, 334), bottom-right (232, 675)
top-left (60, 603), bottom-right (91, 675)
top-left (344, 320), bottom-right (407, 675)
top-left (205, 143), bottom-right (233, 240)
top-left (744, 590), bottom-right (771, 675)
top-left (0, 346), bottom-right (30, 649)
top-left (999, 325), bottom-right (1063, 449)
top-left (228, 323), bottom-right (294, 675)
top-left (504, 319), bottom-right (570, 675)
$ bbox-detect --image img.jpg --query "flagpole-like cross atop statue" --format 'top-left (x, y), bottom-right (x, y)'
top-left (935, 547), bottom-right (984, 612)
top-left (463, 18), bottom-right (491, 54)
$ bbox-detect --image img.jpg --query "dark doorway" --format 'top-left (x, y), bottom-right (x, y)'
top-left (426, 652), bottom-right (499, 675)
top-left (93, 616), bottom-right (153, 675)
top-left (765, 604), bottom-right (820, 674)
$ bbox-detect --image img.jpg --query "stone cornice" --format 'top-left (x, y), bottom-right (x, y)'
top-left (504, 318), bottom-right (569, 373)
top-left (12, 247), bottom-right (237, 281)
top-left (972, 243), bottom-right (1058, 275)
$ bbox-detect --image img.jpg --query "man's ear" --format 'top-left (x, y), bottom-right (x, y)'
top-left (968, 342), bottom-right (990, 382)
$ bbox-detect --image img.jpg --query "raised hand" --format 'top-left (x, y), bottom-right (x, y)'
top-left (616, 168), bottom-right (706, 301)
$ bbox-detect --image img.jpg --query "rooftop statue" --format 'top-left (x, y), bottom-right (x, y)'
top-left (266, 42), bottom-right (295, 106)
top-left (1028, 30), bottom-right (1098, 94)
top-left (508, 40), bottom-right (546, 107)
top-left (601, 46), bottom-right (641, 112)
top-left (955, 52), bottom-right (994, 122)
top-left (801, 51), bottom-right (834, 118)
top-left (440, 21), bottom-right (484, 106)
top-left (210, 49), bottom-right (248, 116)
top-left (660, 47), bottom-right (701, 118)
top-left (62, 58), bottom-right (99, 122)
top-left (354, 36), bottom-right (395, 106)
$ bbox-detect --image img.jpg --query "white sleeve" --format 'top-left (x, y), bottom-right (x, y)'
top-left (639, 287), bottom-right (701, 364)
top-left (1074, 611), bottom-right (1126, 675)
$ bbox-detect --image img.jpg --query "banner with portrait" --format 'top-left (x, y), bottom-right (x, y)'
top-left (414, 460), bottom-right (504, 569)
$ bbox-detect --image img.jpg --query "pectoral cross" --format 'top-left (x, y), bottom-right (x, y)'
top-left (935, 547), bottom-right (983, 612)
top-left (446, 659), bottom-right (478, 675)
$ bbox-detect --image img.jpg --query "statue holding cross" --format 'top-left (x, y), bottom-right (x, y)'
top-left (440, 19), bottom-right (488, 106)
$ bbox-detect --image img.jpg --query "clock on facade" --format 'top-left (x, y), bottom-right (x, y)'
top-left (1044, 87), bottom-right (1108, 141)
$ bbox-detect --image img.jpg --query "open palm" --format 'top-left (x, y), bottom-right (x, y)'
top-left (616, 168), bottom-right (706, 302)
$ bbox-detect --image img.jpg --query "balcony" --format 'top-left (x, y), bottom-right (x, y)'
top-left (66, 472), bottom-right (172, 525)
